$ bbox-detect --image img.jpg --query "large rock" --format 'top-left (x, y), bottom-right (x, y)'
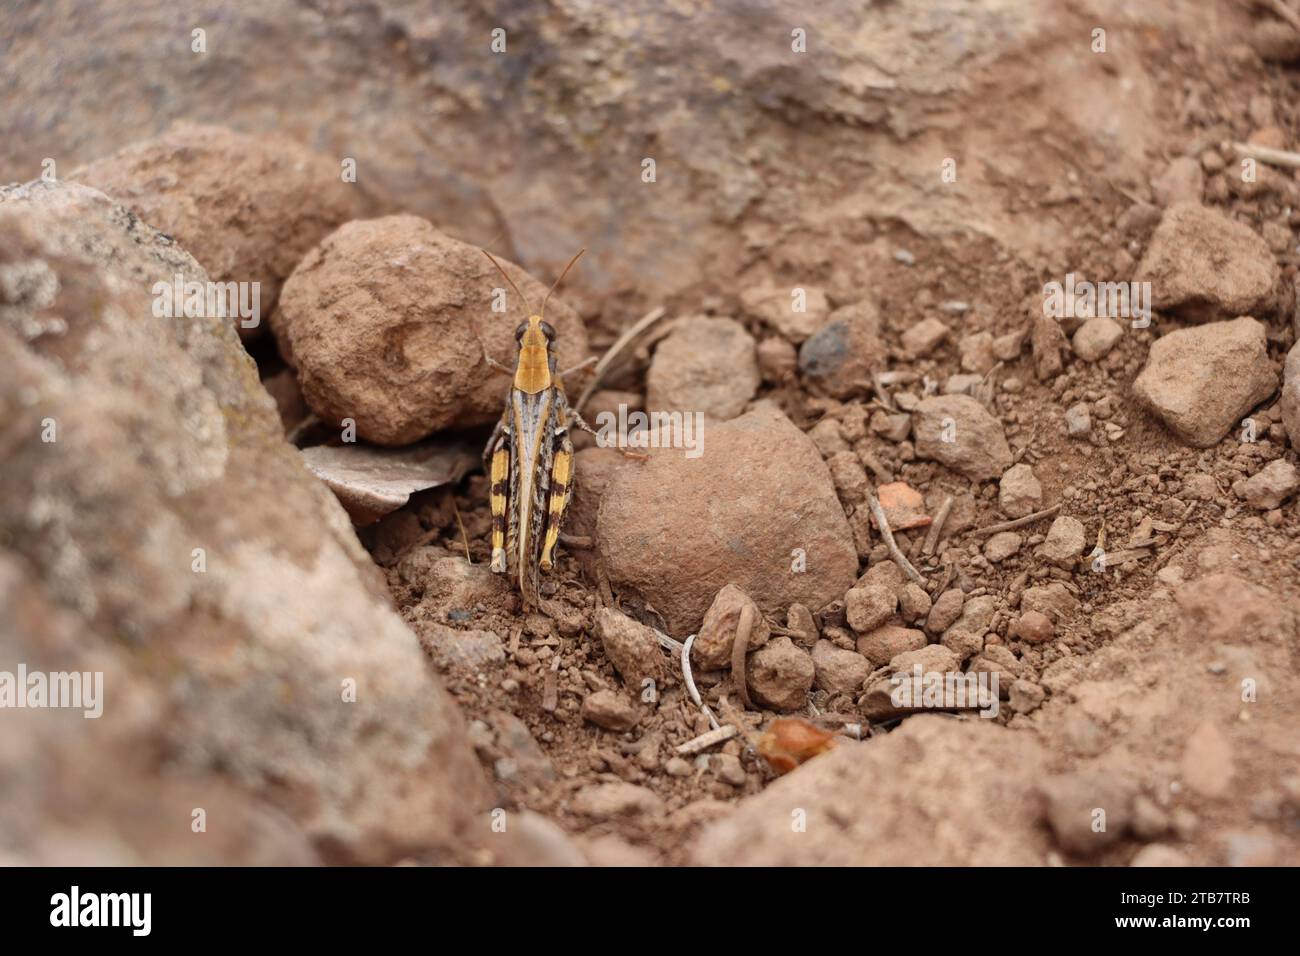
top-left (70, 121), bottom-right (365, 340)
top-left (691, 716), bottom-right (1050, 865)
top-left (1282, 340), bottom-right (1300, 447)
top-left (0, 0), bottom-right (1050, 304)
top-left (0, 181), bottom-right (488, 864)
top-left (275, 215), bottom-right (590, 445)
top-left (1135, 203), bottom-right (1279, 320)
top-left (1132, 317), bottom-right (1277, 447)
top-left (596, 404), bottom-right (858, 634)
top-left (646, 316), bottom-right (759, 422)
top-left (0, 553), bottom-right (318, 865)
top-left (912, 395), bottom-right (1013, 480)
top-left (567, 446), bottom-right (627, 542)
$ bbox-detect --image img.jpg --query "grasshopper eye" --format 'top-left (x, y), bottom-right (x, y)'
top-left (514, 323), bottom-right (528, 342)
top-left (540, 321), bottom-right (556, 341)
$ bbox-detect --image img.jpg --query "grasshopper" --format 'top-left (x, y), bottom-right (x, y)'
top-left (480, 249), bottom-right (600, 609)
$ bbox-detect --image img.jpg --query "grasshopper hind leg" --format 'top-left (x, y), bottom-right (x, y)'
top-left (540, 428), bottom-right (575, 571)
top-left (486, 422), bottom-right (511, 574)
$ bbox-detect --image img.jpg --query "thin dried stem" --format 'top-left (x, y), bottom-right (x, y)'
top-left (1231, 140), bottom-right (1300, 169)
top-left (922, 494), bottom-right (954, 556)
top-left (575, 306), bottom-right (668, 412)
top-left (731, 604), bottom-right (755, 710)
top-left (867, 493), bottom-right (927, 587)
top-left (968, 504), bottom-right (1062, 538)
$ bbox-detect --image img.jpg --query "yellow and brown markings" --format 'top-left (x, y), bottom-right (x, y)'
top-left (488, 438), bottom-right (510, 573)
top-left (540, 438), bottom-right (574, 570)
top-left (479, 248), bottom-right (589, 609)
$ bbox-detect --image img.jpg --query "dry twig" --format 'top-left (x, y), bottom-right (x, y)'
top-left (542, 652), bottom-right (561, 712)
top-left (968, 504), bottom-right (1062, 537)
top-left (675, 724), bottom-right (738, 756)
top-left (1256, 0), bottom-right (1300, 34)
top-left (717, 695), bottom-right (763, 754)
top-left (922, 494), bottom-right (954, 556)
top-left (731, 604), bottom-right (755, 710)
top-left (575, 306), bottom-right (668, 412)
top-left (866, 493), bottom-right (926, 586)
top-left (1231, 140), bottom-right (1300, 170)
top-left (451, 496), bottom-right (472, 564)
top-left (680, 633), bottom-right (719, 731)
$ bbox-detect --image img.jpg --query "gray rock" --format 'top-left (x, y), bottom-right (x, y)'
top-left (1040, 515), bottom-right (1086, 567)
top-left (1072, 317), bottom-right (1124, 361)
top-left (0, 181), bottom-right (488, 864)
top-left (912, 395), bottom-right (1013, 480)
top-left (1133, 317), bottom-right (1277, 447)
top-left (941, 595), bottom-right (997, 661)
top-left (647, 316), bottom-right (760, 421)
top-left (1233, 459), bottom-right (1299, 509)
top-left (798, 300), bottom-right (885, 398)
top-left (1065, 402), bottom-right (1092, 438)
top-left (746, 636), bottom-right (815, 711)
top-left (1041, 773), bottom-right (1135, 856)
top-left (983, 531), bottom-right (1023, 562)
top-left (901, 317), bottom-right (949, 357)
top-left (811, 640), bottom-right (872, 695)
top-left (581, 690), bottom-right (640, 731)
top-left (1281, 340), bottom-right (1300, 447)
top-left (1135, 203), bottom-right (1279, 320)
top-left (999, 464), bottom-right (1043, 518)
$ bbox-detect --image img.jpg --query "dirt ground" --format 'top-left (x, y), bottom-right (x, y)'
top-left (346, 4), bottom-right (1300, 864)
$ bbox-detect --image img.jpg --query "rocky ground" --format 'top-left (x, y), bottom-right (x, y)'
top-left (2, 0), bottom-right (1299, 866)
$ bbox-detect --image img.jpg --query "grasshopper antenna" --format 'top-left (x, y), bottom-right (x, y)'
top-left (541, 248), bottom-right (585, 318)
top-left (482, 249), bottom-right (535, 316)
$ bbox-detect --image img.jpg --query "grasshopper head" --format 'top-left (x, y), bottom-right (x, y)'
top-left (513, 314), bottom-right (556, 394)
